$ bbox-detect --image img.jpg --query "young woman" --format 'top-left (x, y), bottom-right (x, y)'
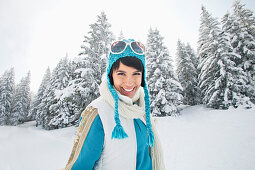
top-left (64, 39), bottom-right (165, 170)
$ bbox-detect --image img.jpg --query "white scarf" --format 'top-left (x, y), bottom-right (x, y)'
top-left (99, 79), bottom-right (166, 170)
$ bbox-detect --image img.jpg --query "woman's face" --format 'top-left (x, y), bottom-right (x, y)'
top-left (112, 62), bottom-right (142, 98)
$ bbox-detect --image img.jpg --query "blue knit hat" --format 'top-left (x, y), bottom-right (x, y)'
top-left (107, 38), bottom-right (155, 147)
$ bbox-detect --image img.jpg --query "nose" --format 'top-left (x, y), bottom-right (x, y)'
top-left (125, 76), bottom-right (134, 86)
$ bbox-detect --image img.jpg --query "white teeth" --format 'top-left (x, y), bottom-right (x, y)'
top-left (123, 88), bottom-right (134, 92)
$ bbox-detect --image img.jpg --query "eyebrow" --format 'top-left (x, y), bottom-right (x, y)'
top-left (116, 70), bottom-right (141, 73)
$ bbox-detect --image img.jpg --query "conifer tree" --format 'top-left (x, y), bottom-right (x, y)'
top-left (32, 67), bottom-right (51, 127)
top-left (176, 40), bottom-right (200, 105)
top-left (186, 43), bottom-right (201, 104)
top-left (198, 5), bottom-right (252, 109)
top-left (210, 29), bottom-right (251, 108)
top-left (80, 11), bottom-right (114, 78)
top-left (10, 71), bottom-right (31, 125)
top-left (27, 91), bottom-right (35, 121)
top-left (0, 68), bottom-right (15, 125)
top-left (68, 11), bottom-right (114, 114)
top-left (230, 1), bottom-right (255, 104)
top-left (186, 43), bottom-right (199, 74)
top-left (38, 57), bottom-right (71, 129)
top-left (41, 78), bottom-right (55, 129)
top-left (47, 57), bottom-right (79, 129)
top-left (197, 6), bottom-right (222, 106)
top-left (146, 28), bottom-right (183, 116)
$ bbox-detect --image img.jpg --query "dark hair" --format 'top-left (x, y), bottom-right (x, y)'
top-left (108, 56), bottom-right (145, 87)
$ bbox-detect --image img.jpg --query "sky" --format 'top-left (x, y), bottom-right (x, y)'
top-left (0, 0), bottom-right (255, 93)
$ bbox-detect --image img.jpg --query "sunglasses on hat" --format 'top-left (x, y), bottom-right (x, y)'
top-left (110, 41), bottom-right (145, 55)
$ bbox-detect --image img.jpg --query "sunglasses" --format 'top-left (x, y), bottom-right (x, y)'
top-left (110, 41), bottom-right (145, 55)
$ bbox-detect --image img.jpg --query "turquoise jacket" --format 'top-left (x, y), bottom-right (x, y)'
top-left (71, 115), bottom-right (152, 170)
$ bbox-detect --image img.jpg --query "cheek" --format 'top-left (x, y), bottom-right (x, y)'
top-left (112, 74), bottom-right (121, 86)
top-left (136, 76), bottom-right (142, 86)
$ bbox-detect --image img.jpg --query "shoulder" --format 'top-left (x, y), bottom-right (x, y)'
top-left (88, 96), bottom-right (113, 114)
top-left (83, 97), bottom-right (116, 132)
top-left (64, 107), bottom-right (104, 170)
top-left (64, 105), bottom-right (102, 170)
top-left (80, 105), bottom-right (98, 121)
top-left (79, 97), bottom-right (112, 131)
top-left (89, 96), bottom-right (107, 107)
top-left (80, 97), bottom-right (105, 120)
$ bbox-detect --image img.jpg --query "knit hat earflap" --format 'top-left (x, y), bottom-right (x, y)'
top-left (107, 39), bottom-right (155, 147)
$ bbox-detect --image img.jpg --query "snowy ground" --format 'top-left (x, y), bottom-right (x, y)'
top-left (0, 105), bottom-right (255, 170)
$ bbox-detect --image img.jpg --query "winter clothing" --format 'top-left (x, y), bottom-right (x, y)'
top-left (71, 115), bottom-right (104, 169)
top-left (64, 106), bottom-right (100, 170)
top-left (106, 39), bottom-right (154, 147)
top-left (64, 39), bottom-right (165, 170)
top-left (63, 81), bottom-right (151, 169)
top-left (91, 79), bottom-right (151, 169)
top-left (98, 78), bottom-right (165, 170)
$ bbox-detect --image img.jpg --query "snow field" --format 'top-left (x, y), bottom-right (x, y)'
top-left (157, 106), bottom-right (255, 170)
top-left (0, 122), bottom-right (75, 170)
top-left (0, 105), bottom-right (255, 170)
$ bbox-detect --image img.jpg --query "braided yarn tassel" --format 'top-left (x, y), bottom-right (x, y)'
top-left (108, 80), bottom-right (128, 139)
top-left (144, 82), bottom-right (155, 147)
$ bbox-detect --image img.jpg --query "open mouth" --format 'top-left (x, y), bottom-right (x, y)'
top-left (122, 87), bottom-right (136, 93)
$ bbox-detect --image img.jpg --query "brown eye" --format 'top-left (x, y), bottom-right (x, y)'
top-left (117, 72), bottom-right (125, 76)
top-left (134, 72), bottom-right (141, 75)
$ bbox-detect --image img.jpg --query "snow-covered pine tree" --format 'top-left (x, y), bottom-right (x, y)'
top-left (31, 67), bottom-right (51, 127)
top-left (69, 55), bottom-right (101, 112)
top-left (212, 28), bottom-right (251, 108)
top-left (197, 6), bottom-right (222, 107)
top-left (40, 77), bottom-right (55, 130)
top-left (47, 57), bottom-right (79, 129)
top-left (0, 68), bottom-right (15, 125)
top-left (80, 11), bottom-right (114, 78)
top-left (27, 91), bottom-right (35, 121)
top-left (186, 43), bottom-right (199, 71)
top-left (186, 43), bottom-right (201, 104)
top-left (230, 1), bottom-right (255, 104)
top-left (0, 73), bottom-right (4, 125)
top-left (30, 94), bottom-right (38, 123)
top-left (198, 5), bottom-right (252, 109)
top-left (10, 71), bottom-right (31, 125)
top-left (210, 12), bottom-right (252, 109)
top-left (67, 11), bottom-right (114, 114)
top-left (38, 57), bottom-right (73, 129)
top-left (146, 28), bottom-right (183, 116)
top-left (176, 40), bottom-right (200, 105)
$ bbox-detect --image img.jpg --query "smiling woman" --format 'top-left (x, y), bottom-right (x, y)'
top-left (112, 62), bottom-right (142, 98)
top-left (64, 39), bottom-right (165, 170)
top-left (110, 57), bottom-right (144, 98)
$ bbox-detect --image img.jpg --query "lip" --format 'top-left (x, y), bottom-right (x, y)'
top-left (121, 87), bottom-right (136, 95)
top-left (123, 87), bottom-right (135, 92)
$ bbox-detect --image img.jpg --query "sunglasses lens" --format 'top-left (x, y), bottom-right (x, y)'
top-left (131, 42), bottom-right (144, 54)
top-left (111, 41), bottom-right (126, 53)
